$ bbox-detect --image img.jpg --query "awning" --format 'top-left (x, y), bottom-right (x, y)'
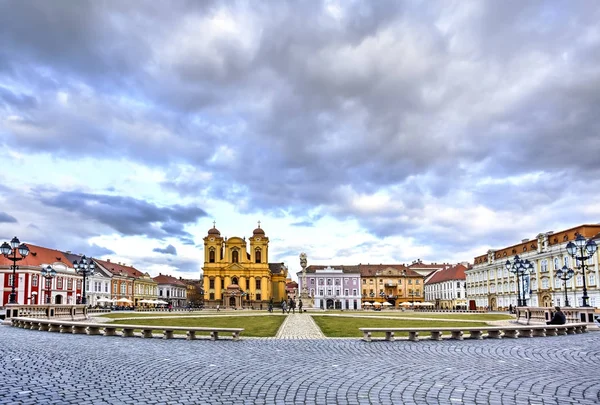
top-left (97, 298), bottom-right (114, 303)
top-left (372, 302), bottom-right (382, 306)
top-left (362, 302), bottom-right (372, 306)
top-left (399, 302), bottom-right (412, 307)
top-left (382, 302), bottom-right (393, 306)
top-left (116, 298), bottom-right (133, 304)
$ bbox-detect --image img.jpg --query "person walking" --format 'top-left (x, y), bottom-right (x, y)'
top-left (281, 300), bottom-right (287, 314)
top-left (298, 300), bottom-right (303, 313)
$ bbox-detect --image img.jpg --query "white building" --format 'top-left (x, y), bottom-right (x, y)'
top-left (298, 265), bottom-right (361, 310)
top-left (466, 224), bottom-right (600, 310)
top-left (425, 263), bottom-right (468, 309)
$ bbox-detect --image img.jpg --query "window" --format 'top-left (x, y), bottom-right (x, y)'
top-left (335, 279), bottom-right (340, 285)
top-left (345, 289), bottom-right (349, 296)
top-left (255, 279), bottom-right (261, 290)
top-left (256, 293), bottom-right (261, 301)
top-left (209, 292), bottom-right (214, 300)
top-left (209, 249), bottom-right (215, 263)
top-left (232, 250), bottom-right (239, 263)
top-left (563, 256), bottom-right (569, 267)
top-left (68, 279), bottom-right (73, 290)
top-left (105, 283), bottom-right (109, 292)
top-left (32, 275), bottom-right (38, 287)
top-left (221, 279), bottom-right (225, 289)
top-left (209, 279), bottom-right (215, 289)
top-left (327, 289), bottom-right (332, 295)
top-left (319, 279), bottom-right (324, 285)
top-left (457, 281), bottom-right (461, 288)
top-left (589, 274), bottom-right (596, 286)
top-left (576, 275), bottom-right (583, 287)
top-left (319, 289), bottom-right (324, 296)
top-left (255, 249), bottom-right (261, 263)
top-left (310, 279), bottom-right (315, 285)
top-left (327, 279), bottom-right (332, 285)
top-left (57, 277), bottom-right (63, 289)
top-left (232, 277), bottom-right (238, 285)
top-left (541, 260), bottom-right (548, 272)
top-left (408, 280), bottom-right (412, 285)
top-left (362, 279), bottom-right (366, 285)
top-left (121, 284), bottom-right (126, 294)
top-left (8, 274), bottom-right (14, 286)
top-left (542, 279), bottom-right (549, 289)
top-left (457, 291), bottom-right (461, 298)
top-left (554, 258), bottom-right (560, 270)
top-left (113, 282), bottom-right (117, 292)
top-left (353, 289), bottom-right (357, 296)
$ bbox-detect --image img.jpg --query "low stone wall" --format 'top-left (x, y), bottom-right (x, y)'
top-left (515, 306), bottom-right (598, 324)
top-left (3, 304), bottom-right (87, 323)
top-left (10, 317), bottom-right (243, 341)
top-left (360, 323), bottom-right (588, 342)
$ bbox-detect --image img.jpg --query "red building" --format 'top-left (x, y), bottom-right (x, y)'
top-left (0, 244), bottom-right (81, 306)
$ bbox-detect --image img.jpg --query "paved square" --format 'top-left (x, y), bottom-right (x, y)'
top-left (1, 326), bottom-right (599, 404)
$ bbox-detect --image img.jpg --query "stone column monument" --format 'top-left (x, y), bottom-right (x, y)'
top-left (299, 252), bottom-right (314, 308)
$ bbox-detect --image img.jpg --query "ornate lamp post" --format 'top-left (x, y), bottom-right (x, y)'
top-left (73, 255), bottom-right (95, 305)
top-left (566, 233), bottom-right (597, 307)
top-left (0, 236), bottom-right (30, 304)
top-left (41, 265), bottom-right (57, 304)
top-left (505, 255), bottom-right (534, 307)
top-left (555, 265), bottom-right (574, 307)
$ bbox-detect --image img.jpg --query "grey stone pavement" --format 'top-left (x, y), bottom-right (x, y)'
top-left (2, 325), bottom-right (600, 405)
top-left (276, 312), bottom-right (325, 339)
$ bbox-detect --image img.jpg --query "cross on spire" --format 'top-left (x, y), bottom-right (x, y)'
top-left (257, 220), bottom-right (261, 228)
top-left (213, 220), bottom-right (216, 228)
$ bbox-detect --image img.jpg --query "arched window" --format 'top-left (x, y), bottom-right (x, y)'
top-left (232, 277), bottom-right (238, 285)
top-left (232, 250), bottom-right (239, 263)
top-left (255, 248), bottom-right (261, 263)
top-left (209, 248), bottom-right (215, 263)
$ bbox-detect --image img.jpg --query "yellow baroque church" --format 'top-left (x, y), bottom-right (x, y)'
top-left (202, 223), bottom-right (288, 309)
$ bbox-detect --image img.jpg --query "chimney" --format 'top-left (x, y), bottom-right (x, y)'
top-left (107, 259), bottom-right (111, 263)
top-left (66, 251), bottom-right (71, 254)
top-left (521, 239), bottom-right (529, 243)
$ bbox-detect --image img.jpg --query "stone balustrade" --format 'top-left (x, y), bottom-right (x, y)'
top-left (515, 306), bottom-right (598, 324)
top-left (3, 304), bottom-right (87, 323)
top-left (359, 323), bottom-right (588, 342)
top-left (10, 317), bottom-right (243, 341)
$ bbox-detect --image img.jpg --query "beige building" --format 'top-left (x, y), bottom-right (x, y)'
top-left (466, 224), bottom-right (600, 310)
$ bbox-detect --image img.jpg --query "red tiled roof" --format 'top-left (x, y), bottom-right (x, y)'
top-left (0, 243), bottom-right (73, 267)
top-left (153, 274), bottom-right (186, 286)
top-left (94, 258), bottom-right (139, 278)
top-left (426, 264), bottom-right (467, 284)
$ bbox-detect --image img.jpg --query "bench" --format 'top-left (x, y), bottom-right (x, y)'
top-left (359, 323), bottom-right (588, 342)
top-left (10, 318), bottom-right (244, 341)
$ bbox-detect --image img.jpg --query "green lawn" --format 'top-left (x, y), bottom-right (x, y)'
top-left (323, 311), bottom-right (514, 321)
top-left (312, 315), bottom-right (489, 338)
top-left (108, 315), bottom-right (285, 337)
top-left (98, 311), bottom-right (266, 319)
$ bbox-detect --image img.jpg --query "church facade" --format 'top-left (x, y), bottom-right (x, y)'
top-left (202, 223), bottom-right (288, 309)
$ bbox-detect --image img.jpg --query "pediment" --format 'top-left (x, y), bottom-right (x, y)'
top-left (224, 263), bottom-right (245, 271)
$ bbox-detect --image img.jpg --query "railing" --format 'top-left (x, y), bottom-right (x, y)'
top-left (359, 323), bottom-right (588, 342)
top-left (515, 306), bottom-right (598, 324)
top-left (10, 317), bottom-right (243, 341)
top-left (3, 304), bottom-right (87, 322)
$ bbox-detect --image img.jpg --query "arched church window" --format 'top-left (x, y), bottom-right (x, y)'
top-left (255, 248), bottom-right (261, 263)
top-left (232, 277), bottom-right (238, 285)
top-left (232, 250), bottom-right (239, 263)
top-left (209, 248), bottom-right (215, 263)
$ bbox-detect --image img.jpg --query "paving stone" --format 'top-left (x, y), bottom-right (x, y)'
top-left (2, 325), bottom-right (600, 404)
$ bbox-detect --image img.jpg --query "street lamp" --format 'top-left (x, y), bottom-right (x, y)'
top-left (555, 265), bottom-right (574, 307)
top-left (566, 233), bottom-right (598, 307)
top-left (72, 255), bottom-right (95, 305)
top-left (505, 255), bottom-right (534, 307)
top-left (0, 236), bottom-right (30, 304)
top-left (41, 265), bottom-right (57, 304)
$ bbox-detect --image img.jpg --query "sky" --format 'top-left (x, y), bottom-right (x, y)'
top-left (1, 1), bottom-right (600, 281)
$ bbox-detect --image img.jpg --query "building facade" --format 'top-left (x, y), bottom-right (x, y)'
top-left (360, 264), bottom-right (424, 307)
top-left (425, 264), bottom-right (468, 309)
top-left (466, 224), bottom-right (600, 310)
top-left (202, 224), bottom-right (288, 308)
top-left (153, 274), bottom-right (187, 307)
top-left (298, 265), bottom-right (361, 310)
top-left (94, 259), bottom-right (135, 307)
top-left (1, 244), bottom-right (81, 306)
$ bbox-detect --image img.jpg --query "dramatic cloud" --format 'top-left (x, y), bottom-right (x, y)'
top-left (153, 244), bottom-right (178, 256)
top-left (1, 1), bottom-right (599, 276)
top-left (0, 211), bottom-right (17, 223)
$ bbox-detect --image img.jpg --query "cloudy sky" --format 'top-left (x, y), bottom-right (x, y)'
top-left (1, 1), bottom-right (599, 280)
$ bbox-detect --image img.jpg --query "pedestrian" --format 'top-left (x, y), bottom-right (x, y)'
top-left (546, 306), bottom-right (566, 325)
top-left (288, 298), bottom-right (294, 314)
top-left (508, 304), bottom-right (513, 314)
top-left (281, 300), bottom-right (287, 314)
top-left (298, 300), bottom-right (303, 313)
top-left (216, 304), bottom-right (220, 312)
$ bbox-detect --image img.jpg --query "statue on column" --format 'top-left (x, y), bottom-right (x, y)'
top-left (299, 252), bottom-right (313, 308)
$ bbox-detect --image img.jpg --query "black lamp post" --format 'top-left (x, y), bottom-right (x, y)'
top-left (0, 236), bottom-right (30, 304)
top-left (566, 234), bottom-right (597, 307)
top-left (73, 255), bottom-right (95, 305)
top-left (555, 265), bottom-right (574, 307)
top-left (505, 255), bottom-right (534, 307)
top-left (41, 265), bottom-right (57, 304)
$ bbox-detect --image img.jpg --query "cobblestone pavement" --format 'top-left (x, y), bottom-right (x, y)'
top-left (2, 326), bottom-right (600, 405)
top-left (276, 313), bottom-right (325, 339)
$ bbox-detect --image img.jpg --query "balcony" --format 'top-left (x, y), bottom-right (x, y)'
top-left (385, 283), bottom-right (397, 287)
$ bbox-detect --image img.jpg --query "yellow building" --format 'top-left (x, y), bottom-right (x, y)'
top-left (202, 223), bottom-right (288, 309)
top-left (359, 264), bottom-right (425, 308)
